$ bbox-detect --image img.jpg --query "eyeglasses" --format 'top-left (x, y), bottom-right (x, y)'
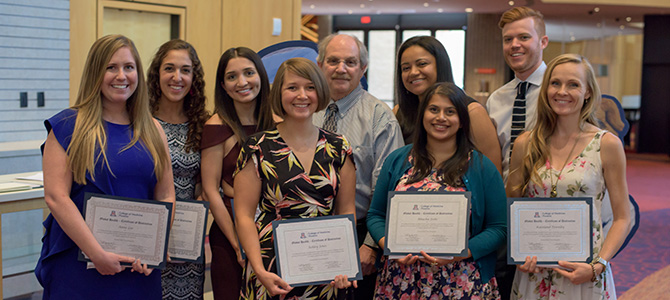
top-left (325, 57), bottom-right (359, 68)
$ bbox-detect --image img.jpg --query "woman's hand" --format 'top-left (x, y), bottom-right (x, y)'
top-left (235, 248), bottom-right (245, 267)
top-left (130, 258), bottom-right (153, 276)
top-left (517, 256), bottom-right (544, 273)
top-left (417, 250), bottom-right (470, 266)
top-left (256, 270), bottom-right (293, 296)
top-left (330, 275), bottom-right (358, 289)
top-left (394, 254), bottom-right (419, 265)
top-left (553, 261), bottom-right (597, 285)
top-left (89, 250), bottom-right (136, 275)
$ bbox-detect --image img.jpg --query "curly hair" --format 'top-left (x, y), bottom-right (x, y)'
top-left (147, 39), bottom-right (209, 153)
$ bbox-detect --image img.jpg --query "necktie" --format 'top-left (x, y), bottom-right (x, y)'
top-left (510, 81), bottom-right (529, 153)
top-left (322, 104), bottom-right (339, 133)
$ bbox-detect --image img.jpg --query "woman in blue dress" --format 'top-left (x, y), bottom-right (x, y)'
top-left (367, 82), bottom-right (506, 299)
top-left (148, 39), bottom-right (209, 300)
top-left (35, 34), bottom-right (175, 299)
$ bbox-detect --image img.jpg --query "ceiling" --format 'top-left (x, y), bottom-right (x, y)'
top-left (302, 0), bottom-right (670, 42)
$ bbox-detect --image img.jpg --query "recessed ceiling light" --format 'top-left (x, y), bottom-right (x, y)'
top-left (620, 25), bottom-right (625, 30)
top-left (508, 1), bottom-right (515, 6)
top-left (424, 2), bottom-right (429, 7)
top-left (626, 17), bottom-right (632, 22)
top-left (594, 7), bottom-right (600, 13)
top-left (348, 10), bottom-right (353, 14)
top-left (570, 36), bottom-right (576, 41)
top-left (310, 4), bottom-right (315, 9)
top-left (465, 7), bottom-right (473, 13)
top-left (437, 8), bottom-right (444, 13)
top-left (360, 4), bottom-right (365, 8)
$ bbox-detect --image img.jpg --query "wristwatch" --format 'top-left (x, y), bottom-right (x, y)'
top-left (590, 256), bottom-right (608, 270)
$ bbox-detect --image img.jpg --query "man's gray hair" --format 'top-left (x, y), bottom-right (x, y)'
top-left (317, 33), bottom-right (369, 68)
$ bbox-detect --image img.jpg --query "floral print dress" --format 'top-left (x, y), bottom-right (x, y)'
top-left (236, 128), bottom-right (352, 300)
top-left (374, 156), bottom-right (500, 300)
top-left (512, 130), bottom-right (616, 300)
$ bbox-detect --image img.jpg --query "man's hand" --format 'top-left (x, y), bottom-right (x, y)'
top-left (359, 244), bottom-right (377, 275)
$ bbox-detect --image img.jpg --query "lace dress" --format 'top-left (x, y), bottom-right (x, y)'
top-left (511, 130), bottom-right (616, 300)
top-left (374, 157), bottom-right (500, 300)
top-left (157, 119), bottom-right (205, 300)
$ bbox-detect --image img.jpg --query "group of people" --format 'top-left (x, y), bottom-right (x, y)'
top-left (35, 5), bottom-right (631, 300)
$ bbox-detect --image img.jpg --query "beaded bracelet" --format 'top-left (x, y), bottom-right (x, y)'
top-left (590, 263), bottom-right (598, 282)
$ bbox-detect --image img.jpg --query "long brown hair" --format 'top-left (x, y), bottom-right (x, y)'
top-left (517, 54), bottom-right (601, 194)
top-left (214, 47), bottom-right (274, 143)
top-left (69, 34), bottom-right (169, 184)
top-left (147, 39), bottom-right (209, 153)
top-left (407, 82), bottom-right (474, 187)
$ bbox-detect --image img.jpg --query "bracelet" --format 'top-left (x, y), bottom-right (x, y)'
top-left (590, 263), bottom-right (598, 282)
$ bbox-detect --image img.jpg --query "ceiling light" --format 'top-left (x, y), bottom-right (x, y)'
top-left (310, 4), bottom-right (315, 9)
top-left (626, 17), bottom-right (632, 22)
top-left (508, 1), bottom-right (515, 6)
top-left (620, 25), bottom-right (625, 30)
top-left (465, 7), bottom-right (473, 13)
top-left (424, 2), bottom-right (429, 7)
top-left (570, 36), bottom-right (576, 41)
top-left (348, 10), bottom-right (353, 14)
top-left (594, 7), bottom-right (600, 13)
top-left (437, 8), bottom-right (444, 13)
top-left (360, 4), bottom-right (365, 8)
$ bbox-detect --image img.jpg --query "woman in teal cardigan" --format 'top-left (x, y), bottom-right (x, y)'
top-left (367, 82), bottom-right (507, 299)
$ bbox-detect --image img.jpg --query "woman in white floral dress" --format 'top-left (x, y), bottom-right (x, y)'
top-left (507, 54), bottom-right (631, 300)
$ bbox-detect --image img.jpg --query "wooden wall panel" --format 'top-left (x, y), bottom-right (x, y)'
top-left (464, 13), bottom-right (508, 105)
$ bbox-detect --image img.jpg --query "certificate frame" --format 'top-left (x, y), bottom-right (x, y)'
top-left (168, 199), bottom-right (209, 263)
top-left (79, 193), bottom-right (173, 269)
top-left (384, 191), bottom-right (471, 257)
top-left (507, 197), bottom-right (593, 265)
top-left (272, 214), bottom-right (362, 287)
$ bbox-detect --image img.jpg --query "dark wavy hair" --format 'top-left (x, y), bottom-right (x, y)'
top-left (407, 82), bottom-right (474, 187)
top-left (214, 47), bottom-right (274, 143)
top-left (147, 39), bottom-right (209, 153)
top-left (395, 36), bottom-right (455, 143)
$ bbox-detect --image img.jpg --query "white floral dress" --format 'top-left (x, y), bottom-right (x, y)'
top-left (511, 130), bottom-right (616, 300)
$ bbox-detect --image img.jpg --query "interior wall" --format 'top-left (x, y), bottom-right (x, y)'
top-left (70, 0), bottom-right (302, 111)
top-left (464, 13), bottom-right (508, 105)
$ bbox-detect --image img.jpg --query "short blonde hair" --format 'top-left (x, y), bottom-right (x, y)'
top-left (499, 6), bottom-right (546, 37)
top-left (270, 57), bottom-right (330, 118)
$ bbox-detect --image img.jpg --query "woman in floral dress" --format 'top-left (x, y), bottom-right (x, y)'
top-left (507, 54), bottom-right (631, 300)
top-left (234, 58), bottom-right (357, 299)
top-left (367, 82), bottom-right (507, 299)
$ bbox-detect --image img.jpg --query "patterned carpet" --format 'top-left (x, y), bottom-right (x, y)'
top-left (612, 154), bottom-right (670, 297)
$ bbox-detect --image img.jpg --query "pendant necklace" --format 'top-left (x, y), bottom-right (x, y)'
top-left (549, 132), bottom-right (581, 198)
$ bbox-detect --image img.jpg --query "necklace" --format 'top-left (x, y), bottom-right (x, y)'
top-left (549, 132), bottom-right (581, 198)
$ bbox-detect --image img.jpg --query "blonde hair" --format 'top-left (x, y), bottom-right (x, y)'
top-left (270, 57), bottom-right (329, 118)
top-left (68, 34), bottom-right (169, 184)
top-left (499, 6), bottom-right (546, 37)
top-left (516, 53), bottom-right (601, 194)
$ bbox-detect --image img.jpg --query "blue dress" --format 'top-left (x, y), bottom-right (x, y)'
top-left (35, 109), bottom-right (162, 299)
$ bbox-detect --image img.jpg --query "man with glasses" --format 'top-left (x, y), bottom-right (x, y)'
top-left (314, 33), bottom-right (404, 298)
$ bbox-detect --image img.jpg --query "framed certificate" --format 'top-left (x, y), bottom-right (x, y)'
top-left (168, 199), bottom-right (209, 263)
top-left (272, 214), bottom-right (362, 286)
top-left (79, 193), bottom-right (173, 269)
top-left (384, 191), bottom-right (471, 257)
top-left (507, 197), bottom-right (593, 265)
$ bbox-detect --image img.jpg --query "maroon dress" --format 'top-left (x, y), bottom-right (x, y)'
top-left (201, 124), bottom-right (257, 300)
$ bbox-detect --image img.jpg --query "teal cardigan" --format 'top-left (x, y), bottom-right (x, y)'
top-left (366, 145), bottom-right (507, 282)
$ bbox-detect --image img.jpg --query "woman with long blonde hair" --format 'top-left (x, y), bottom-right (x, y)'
top-left (35, 34), bottom-right (174, 299)
top-left (507, 54), bottom-right (630, 299)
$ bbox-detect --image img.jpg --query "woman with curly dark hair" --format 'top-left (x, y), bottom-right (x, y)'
top-left (147, 39), bottom-right (209, 299)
